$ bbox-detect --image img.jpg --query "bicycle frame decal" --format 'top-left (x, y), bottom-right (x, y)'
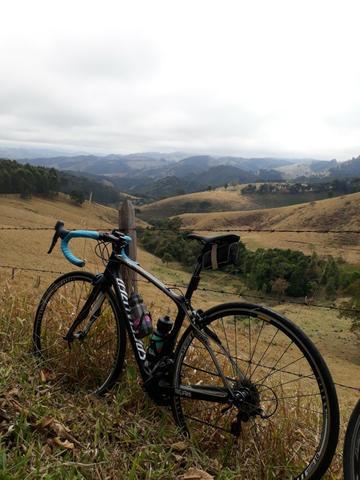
top-left (115, 277), bottom-right (147, 361)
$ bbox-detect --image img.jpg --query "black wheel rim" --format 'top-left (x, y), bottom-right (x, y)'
top-left (35, 274), bottom-right (120, 392)
top-left (173, 308), bottom-right (335, 479)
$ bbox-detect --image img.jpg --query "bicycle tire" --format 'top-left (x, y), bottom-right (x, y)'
top-left (33, 271), bottom-right (126, 395)
top-left (171, 302), bottom-right (339, 479)
top-left (344, 399), bottom-right (360, 480)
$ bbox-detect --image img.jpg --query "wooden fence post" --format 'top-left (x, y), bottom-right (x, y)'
top-left (119, 199), bottom-right (137, 295)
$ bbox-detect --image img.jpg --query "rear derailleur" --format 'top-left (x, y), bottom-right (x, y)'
top-left (224, 380), bottom-right (264, 437)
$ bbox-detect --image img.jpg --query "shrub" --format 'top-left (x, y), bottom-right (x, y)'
top-left (138, 218), bottom-right (201, 268)
top-left (339, 279), bottom-right (360, 339)
top-left (70, 190), bottom-right (86, 205)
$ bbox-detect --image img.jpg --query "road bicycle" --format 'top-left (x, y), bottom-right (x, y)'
top-left (33, 221), bottom-right (340, 479)
top-left (344, 399), bottom-right (360, 479)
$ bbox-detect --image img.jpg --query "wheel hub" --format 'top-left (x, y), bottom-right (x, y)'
top-left (233, 379), bottom-right (261, 414)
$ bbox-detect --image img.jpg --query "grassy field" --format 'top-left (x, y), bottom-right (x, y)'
top-left (178, 192), bottom-right (360, 264)
top-left (139, 186), bottom-right (330, 221)
top-left (0, 194), bottom-right (359, 478)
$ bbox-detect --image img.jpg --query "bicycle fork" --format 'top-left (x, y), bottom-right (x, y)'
top-left (63, 276), bottom-right (106, 344)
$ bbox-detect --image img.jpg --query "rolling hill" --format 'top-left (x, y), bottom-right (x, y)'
top-left (15, 151), bottom-right (360, 202)
top-left (139, 188), bottom-right (256, 219)
top-left (178, 192), bottom-right (360, 263)
top-left (0, 193), bottom-right (358, 410)
top-left (0, 194), bottom-right (149, 271)
top-left (139, 186), bottom-right (333, 220)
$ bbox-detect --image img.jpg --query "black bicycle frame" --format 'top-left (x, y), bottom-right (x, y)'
top-left (66, 246), bottom-right (237, 403)
top-left (109, 249), bottom-right (201, 381)
top-left (65, 246), bottom-right (200, 381)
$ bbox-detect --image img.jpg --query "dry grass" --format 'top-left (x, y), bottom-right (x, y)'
top-left (0, 193), bottom-right (149, 271)
top-left (139, 188), bottom-right (255, 220)
top-left (139, 185), bottom-right (331, 221)
top-left (178, 192), bottom-right (360, 264)
top-left (0, 194), bottom-right (359, 478)
top-left (0, 271), bottom-right (356, 478)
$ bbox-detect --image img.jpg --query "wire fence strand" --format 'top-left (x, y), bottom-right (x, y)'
top-left (1, 225), bottom-right (360, 234)
top-left (1, 263), bottom-right (359, 394)
top-left (1, 263), bottom-right (359, 315)
top-left (0, 223), bottom-right (359, 393)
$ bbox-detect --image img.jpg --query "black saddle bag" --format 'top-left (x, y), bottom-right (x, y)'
top-left (201, 240), bottom-right (239, 270)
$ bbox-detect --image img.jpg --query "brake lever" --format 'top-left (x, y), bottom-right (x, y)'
top-left (47, 220), bottom-right (65, 254)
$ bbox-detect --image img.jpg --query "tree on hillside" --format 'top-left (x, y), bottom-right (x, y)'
top-left (339, 279), bottom-right (360, 340)
top-left (70, 190), bottom-right (86, 205)
top-left (271, 278), bottom-right (289, 299)
top-left (321, 257), bottom-right (340, 298)
top-left (0, 159), bottom-right (60, 197)
top-left (162, 252), bottom-right (172, 265)
top-left (241, 184), bottom-right (256, 194)
top-left (138, 217), bottom-right (201, 267)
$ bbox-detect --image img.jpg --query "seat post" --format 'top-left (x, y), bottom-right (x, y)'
top-left (185, 259), bottom-right (203, 300)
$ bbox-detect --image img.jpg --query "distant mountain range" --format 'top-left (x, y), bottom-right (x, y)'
top-left (18, 153), bottom-right (304, 178)
top-left (2, 147), bottom-right (359, 201)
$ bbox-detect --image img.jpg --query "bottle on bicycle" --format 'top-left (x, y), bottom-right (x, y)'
top-left (129, 293), bottom-right (153, 338)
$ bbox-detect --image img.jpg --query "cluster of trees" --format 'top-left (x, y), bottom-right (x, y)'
top-left (237, 247), bottom-right (341, 298)
top-left (339, 271), bottom-right (360, 339)
top-left (241, 178), bottom-right (360, 196)
top-left (340, 283), bottom-right (360, 338)
top-left (0, 159), bottom-right (122, 205)
top-left (138, 218), bottom-right (201, 267)
top-left (139, 219), bottom-right (360, 336)
top-left (0, 159), bottom-right (59, 197)
top-left (139, 218), bottom-right (345, 298)
top-left (59, 172), bottom-right (121, 205)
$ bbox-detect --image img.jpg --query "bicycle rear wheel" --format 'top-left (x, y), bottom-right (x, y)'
top-left (344, 399), bottom-right (360, 480)
top-left (33, 271), bottom-right (126, 394)
top-left (171, 302), bottom-right (339, 479)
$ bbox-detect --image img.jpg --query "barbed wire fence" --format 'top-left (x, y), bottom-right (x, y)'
top-left (0, 201), bottom-right (359, 394)
top-left (1, 226), bottom-right (360, 233)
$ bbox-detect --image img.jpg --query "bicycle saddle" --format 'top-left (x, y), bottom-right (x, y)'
top-left (186, 233), bottom-right (240, 245)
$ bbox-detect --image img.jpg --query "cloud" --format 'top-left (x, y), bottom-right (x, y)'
top-left (0, 0), bottom-right (360, 159)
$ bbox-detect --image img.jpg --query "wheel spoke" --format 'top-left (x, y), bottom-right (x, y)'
top-left (220, 316), bottom-right (231, 359)
top-left (35, 274), bottom-right (122, 393)
top-left (250, 328), bottom-right (279, 380)
top-left (184, 413), bottom-right (231, 434)
top-left (173, 309), bottom-right (337, 478)
top-left (182, 362), bottom-right (236, 383)
top-left (256, 340), bottom-right (294, 384)
top-left (245, 316), bottom-right (252, 378)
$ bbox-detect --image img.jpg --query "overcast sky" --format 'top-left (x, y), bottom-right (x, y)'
top-left (1, 0), bottom-right (360, 160)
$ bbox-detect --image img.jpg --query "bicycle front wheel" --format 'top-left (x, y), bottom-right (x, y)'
top-left (172, 302), bottom-right (339, 479)
top-left (344, 399), bottom-right (360, 480)
top-left (33, 271), bottom-right (126, 394)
